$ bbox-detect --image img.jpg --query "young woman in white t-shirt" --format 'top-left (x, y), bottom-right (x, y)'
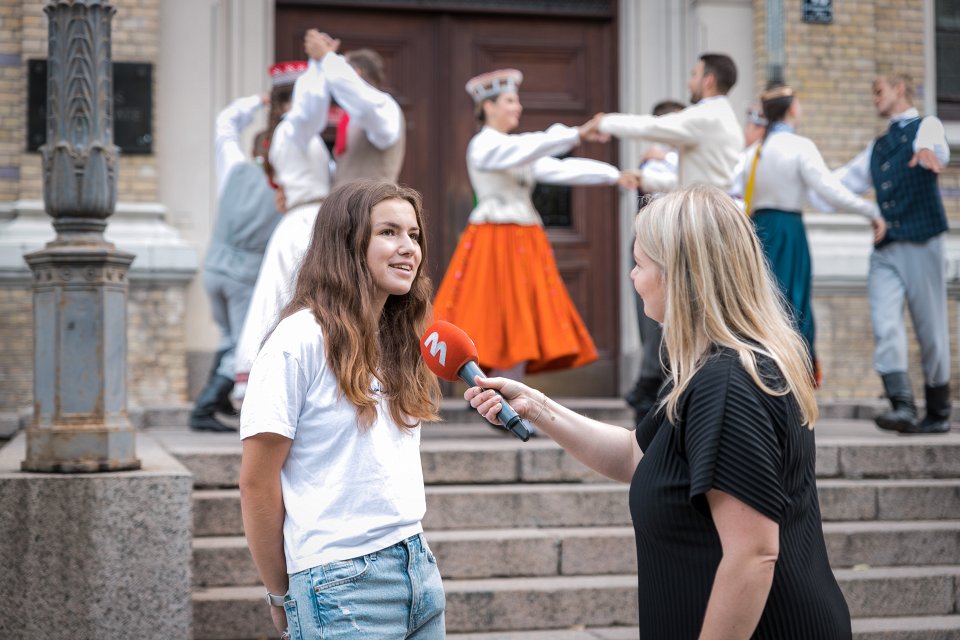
top-left (239, 180), bottom-right (445, 639)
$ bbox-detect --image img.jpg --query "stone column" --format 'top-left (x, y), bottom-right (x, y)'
top-left (21, 0), bottom-right (139, 472)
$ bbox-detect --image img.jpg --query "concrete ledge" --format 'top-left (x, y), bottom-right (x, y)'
top-left (0, 433), bottom-right (194, 640)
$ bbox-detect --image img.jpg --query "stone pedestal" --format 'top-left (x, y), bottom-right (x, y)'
top-left (0, 432), bottom-right (193, 639)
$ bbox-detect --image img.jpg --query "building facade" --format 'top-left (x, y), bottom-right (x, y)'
top-left (0, 0), bottom-right (957, 424)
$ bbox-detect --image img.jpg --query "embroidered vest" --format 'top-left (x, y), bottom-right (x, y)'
top-left (869, 118), bottom-right (947, 247)
top-left (332, 110), bottom-right (406, 187)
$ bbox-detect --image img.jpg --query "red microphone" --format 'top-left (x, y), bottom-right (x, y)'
top-left (420, 320), bottom-right (532, 441)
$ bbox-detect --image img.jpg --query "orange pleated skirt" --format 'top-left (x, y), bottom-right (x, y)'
top-left (432, 223), bottom-right (598, 374)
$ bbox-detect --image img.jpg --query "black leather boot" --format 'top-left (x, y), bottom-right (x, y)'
top-left (875, 372), bottom-right (917, 432)
top-left (901, 383), bottom-right (951, 435)
top-left (208, 349), bottom-right (239, 416)
top-left (190, 374), bottom-right (237, 432)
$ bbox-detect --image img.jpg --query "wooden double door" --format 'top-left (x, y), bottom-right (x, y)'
top-left (276, 1), bottom-right (621, 394)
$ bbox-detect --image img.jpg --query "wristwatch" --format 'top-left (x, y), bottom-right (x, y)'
top-left (265, 590), bottom-right (287, 607)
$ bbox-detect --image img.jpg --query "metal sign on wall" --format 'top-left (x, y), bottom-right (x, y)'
top-left (802, 0), bottom-right (833, 24)
top-left (27, 60), bottom-right (153, 154)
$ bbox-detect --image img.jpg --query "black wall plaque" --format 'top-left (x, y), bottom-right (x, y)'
top-left (27, 59), bottom-right (153, 154)
top-left (802, 0), bottom-right (833, 24)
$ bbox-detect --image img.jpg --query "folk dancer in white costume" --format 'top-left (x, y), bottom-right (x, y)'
top-left (234, 55), bottom-right (332, 399)
top-left (730, 84), bottom-right (884, 387)
top-left (303, 30), bottom-right (406, 186)
top-left (591, 53), bottom-right (744, 191)
top-left (433, 69), bottom-right (638, 378)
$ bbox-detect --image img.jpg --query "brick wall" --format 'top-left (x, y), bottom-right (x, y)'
top-left (814, 292), bottom-right (960, 400)
top-left (0, 287), bottom-right (32, 411)
top-left (753, 0), bottom-right (960, 401)
top-left (127, 284), bottom-right (189, 408)
top-left (0, 0), bottom-right (186, 415)
top-left (0, 283), bottom-right (189, 413)
top-left (0, 1), bottom-right (22, 202)
top-left (12, 0), bottom-right (160, 203)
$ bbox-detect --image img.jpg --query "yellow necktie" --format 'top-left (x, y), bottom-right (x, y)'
top-left (743, 145), bottom-right (762, 216)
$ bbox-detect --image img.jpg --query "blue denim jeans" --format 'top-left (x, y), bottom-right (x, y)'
top-left (284, 533), bottom-right (446, 639)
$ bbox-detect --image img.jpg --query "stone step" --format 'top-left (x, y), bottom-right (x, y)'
top-left (850, 615), bottom-right (960, 640)
top-left (423, 484), bottom-right (631, 531)
top-left (193, 479), bottom-right (960, 537)
top-left (192, 484), bottom-right (632, 537)
top-left (823, 520), bottom-right (960, 568)
top-left (448, 630), bottom-right (641, 640)
top-left (192, 521), bottom-right (960, 588)
top-left (191, 567), bottom-right (960, 638)
top-left (193, 536), bottom-right (258, 588)
top-left (835, 565), bottom-right (960, 618)
top-left (192, 527), bottom-right (639, 588)
top-left (168, 431), bottom-right (960, 489)
top-left (818, 479), bottom-right (960, 521)
top-left (447, 617), bottom-right (960, 640)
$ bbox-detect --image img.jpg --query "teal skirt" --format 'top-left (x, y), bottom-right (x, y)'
top-left (752, 208), bottom-right (815, 363)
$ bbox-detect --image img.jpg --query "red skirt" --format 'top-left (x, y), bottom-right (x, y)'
top-left (432, 223), bottom-right (598, 373)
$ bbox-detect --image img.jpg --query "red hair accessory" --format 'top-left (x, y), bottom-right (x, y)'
top-left (269, 61), bottom-right (308, 87)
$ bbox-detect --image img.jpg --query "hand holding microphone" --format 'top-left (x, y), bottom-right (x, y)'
top-left (420, 321), bottom-right (534, 441)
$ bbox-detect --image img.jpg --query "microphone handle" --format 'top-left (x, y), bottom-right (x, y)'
top-left (459, 360), bottom-right (532, 442)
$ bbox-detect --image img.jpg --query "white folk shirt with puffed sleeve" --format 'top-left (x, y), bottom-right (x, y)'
top-left (269, 58), bottom-right (332, 210)
top-left (320, 52), bottom-right (402, 150)
top-left (599, 96), bottom-right (743, 191)
top-left (235, 60), bottom-right (333, 393)
top-left (215, 94), bottom-right (263, 197)
top-left (730, 130), bottom-right (881, 219)
top-left (467, 124), bottom-right (620, 225)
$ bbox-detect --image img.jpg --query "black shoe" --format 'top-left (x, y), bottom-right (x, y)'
top-left (216, 394), bottom-right (239, 417)
top-left (900, 383), bottom-right (951, 435)
top-left (875, 372), bottom-right (918, 432)
top-left (207, 349), bottom-right (239, 416)
top-left (190, 374), bottom-right (238, 432)
top-left (189, 414), bottom-right (237, 432)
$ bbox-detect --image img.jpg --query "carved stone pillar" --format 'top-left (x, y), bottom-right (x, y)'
top-left (22, 0), bottom-right (139, 472)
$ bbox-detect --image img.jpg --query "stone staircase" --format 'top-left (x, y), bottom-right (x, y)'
top-left (147, 400), bottom-right (960, 640)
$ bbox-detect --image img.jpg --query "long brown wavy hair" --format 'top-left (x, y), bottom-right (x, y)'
top-left (279, 180), bottom-right (440, 429)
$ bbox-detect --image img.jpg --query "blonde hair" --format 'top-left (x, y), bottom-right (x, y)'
top-left (878, 73), bottom-right (916, 104)
top-left (634, 185), bottom-right (818, 427)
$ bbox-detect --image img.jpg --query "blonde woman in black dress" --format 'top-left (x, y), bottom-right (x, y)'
top-left (465, 184), bottom-right (850, 639)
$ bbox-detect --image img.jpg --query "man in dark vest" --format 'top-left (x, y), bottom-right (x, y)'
top-left (828, 73), bottom-right (951, 434)
top-left (305, 29), bottom-right (405, 186)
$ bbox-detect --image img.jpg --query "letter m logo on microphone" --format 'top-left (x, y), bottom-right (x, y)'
top-left (423, 331), bottom-right (447, 367)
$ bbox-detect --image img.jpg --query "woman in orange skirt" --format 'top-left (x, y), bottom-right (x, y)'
top-left (434, 69), bottom-right (636, 376)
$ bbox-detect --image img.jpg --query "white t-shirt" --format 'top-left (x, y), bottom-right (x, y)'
top-left (240, 308), bottom-right (425, 574)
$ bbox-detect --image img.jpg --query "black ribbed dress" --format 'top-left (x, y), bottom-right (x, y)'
top-left (629, 347), bottom-right (851, 639)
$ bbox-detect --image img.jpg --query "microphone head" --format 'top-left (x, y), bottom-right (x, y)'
top-left (420, 320), bottom-right (479, 382)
